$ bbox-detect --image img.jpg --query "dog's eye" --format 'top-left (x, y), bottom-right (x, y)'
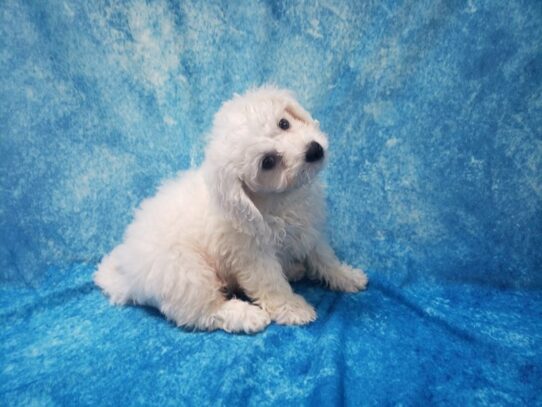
top-left (261, 154), bottom-right (277, 170)
top-left (278, 118), bottom-right (290, 130)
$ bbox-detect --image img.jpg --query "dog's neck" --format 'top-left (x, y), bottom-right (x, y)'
top-left (243, 183), bottom-right (307, 217)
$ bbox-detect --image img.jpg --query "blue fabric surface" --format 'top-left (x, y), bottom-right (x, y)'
top-left (1, 0), bottom-right (541, 405)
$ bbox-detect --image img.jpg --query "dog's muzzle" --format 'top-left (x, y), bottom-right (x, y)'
top-left (305, 141), bottom-right (324, 163)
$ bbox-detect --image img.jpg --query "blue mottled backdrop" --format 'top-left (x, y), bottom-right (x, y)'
top-left (1, 1), bottom-right (541, 406)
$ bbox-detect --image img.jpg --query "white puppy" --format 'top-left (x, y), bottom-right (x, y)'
top-left (95, 86), bottom-right (367, 333)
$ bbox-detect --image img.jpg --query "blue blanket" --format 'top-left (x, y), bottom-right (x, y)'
top-left (1, 1), bottom-right (541, 405)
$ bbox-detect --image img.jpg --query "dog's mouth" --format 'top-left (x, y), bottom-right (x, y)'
top-left (284, 162), bottom-right (324, 191)
top-left (301, 155), bottom-right (326, 178)
top-left (244, 154), bottom-right (326, 196)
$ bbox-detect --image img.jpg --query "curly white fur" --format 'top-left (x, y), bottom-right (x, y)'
top-left (94, 86), bottom-right (367, 333)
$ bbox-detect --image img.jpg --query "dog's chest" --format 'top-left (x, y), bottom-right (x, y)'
top-left (262, 184), bottom-right (325, 261)
top-left (269, 208), bottom-right (318, 261)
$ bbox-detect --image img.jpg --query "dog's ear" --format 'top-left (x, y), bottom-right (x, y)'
top-left (204, 150), bottom-right (270, 239)
top-left (285, 102), bottom-right (314, 125)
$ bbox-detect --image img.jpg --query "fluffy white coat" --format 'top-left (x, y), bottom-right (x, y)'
top-left (95, 86), bottom-right (367, 333)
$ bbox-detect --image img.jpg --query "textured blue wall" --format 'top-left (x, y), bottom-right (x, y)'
top-left (1, 0), bottom-right (541, 288)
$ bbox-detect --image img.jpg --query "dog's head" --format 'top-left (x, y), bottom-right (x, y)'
top-left (203, 86), bottom-right (328, 237)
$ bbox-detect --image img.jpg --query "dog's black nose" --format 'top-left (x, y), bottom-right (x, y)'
top-left (305, 141), bottom-right (324, 163)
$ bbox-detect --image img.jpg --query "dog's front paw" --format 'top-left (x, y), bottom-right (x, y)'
top-left (242, 305), bottom-right (272, 333)
top-left (214, 299), bottom-right (271, 334)
top-left (265, 294), bottom-right (316, 325)
top-left (328, 265), bottom-right (368, 293)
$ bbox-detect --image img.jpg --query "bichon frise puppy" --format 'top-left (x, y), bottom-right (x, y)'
top-left (94, 86), bottom-right (367, 333)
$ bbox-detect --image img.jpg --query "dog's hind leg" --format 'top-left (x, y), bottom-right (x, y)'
top-left (155, 250), bottom-right (270, 333)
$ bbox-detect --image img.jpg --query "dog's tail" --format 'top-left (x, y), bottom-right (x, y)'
top-left (94, 250), bottom-right (132, 305)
